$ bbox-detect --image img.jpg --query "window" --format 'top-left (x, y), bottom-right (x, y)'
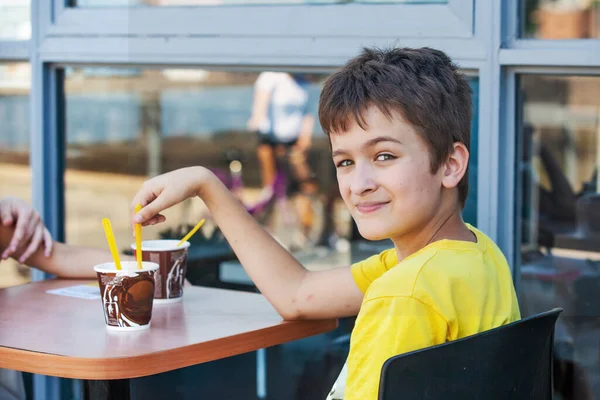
top-left (64, 67), bottom-right (339, 255)
top-left (522, 0), bottom-right (600, 39)
top-left (63, 66), bottom-right (478, 263)
top-left (518, 74), bottom-right (600, 399)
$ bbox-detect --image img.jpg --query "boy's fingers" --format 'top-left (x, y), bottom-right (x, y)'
top-left (141, 214), bottom-right (166, 227)
top-left (131, 186), bottom-right (160, 221)
top-left (130, 195), bottom-right (151, 229)
top-left (134, 196), bottom-right (168, 224)
top-left (130, 196), bottom-right (149, 211)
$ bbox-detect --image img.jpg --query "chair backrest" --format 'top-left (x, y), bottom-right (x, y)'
top-left (378, 308), bottom-right (563, 400)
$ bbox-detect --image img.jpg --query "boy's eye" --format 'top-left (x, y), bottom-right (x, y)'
top-left (375, 153), bottom-right (395, 162)
top-left (336, 159), bottom-right (353, 168)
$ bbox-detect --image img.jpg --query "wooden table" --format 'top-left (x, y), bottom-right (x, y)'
top-left (0, 279), bottom-right (337, 399)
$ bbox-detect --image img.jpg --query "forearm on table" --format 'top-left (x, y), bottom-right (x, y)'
top-left (31, 243), bottom-right (134, 278)
top-left (1, 225), bottom-right (132, 279)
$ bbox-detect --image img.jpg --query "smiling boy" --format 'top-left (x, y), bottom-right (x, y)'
top-left (129, 47), bottom-right (521, 400)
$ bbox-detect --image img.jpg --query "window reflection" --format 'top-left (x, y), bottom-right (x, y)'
top-left (0, 62), bottom-right (31, 288)
top-left (522, 0), bottom-right (600, 39)
top-left (64, 67), bottom-right (341, 256)
top-left (519, 74), bottom-right (600, 399)
top-left (64, 68), bottom-right (478, 260)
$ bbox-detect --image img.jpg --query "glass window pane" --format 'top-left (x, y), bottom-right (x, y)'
top-left (64, 67), bottom-right (342, 253)
top-left (522, 0), bottom-right (600, 39)
top-left (64, 67), bottom-right (476, 253)
top-left (72, 0), bottom-right (447, 7)
top-left (518, 74), bottom-right (600, 399)
top-left (0, 0), bottom-right (31, 40)
top-left (0, 62), bottom-right (31, 288)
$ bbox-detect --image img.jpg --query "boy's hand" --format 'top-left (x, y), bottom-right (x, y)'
top-left (0, 197), bottom-right (53, 262)
top-left (131, 167), bottom-right (210, 227)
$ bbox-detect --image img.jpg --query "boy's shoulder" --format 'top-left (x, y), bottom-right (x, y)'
top-left (366, 245), bottom-right (443, 299)
top-left (368, 227), bottom-right (504, 300)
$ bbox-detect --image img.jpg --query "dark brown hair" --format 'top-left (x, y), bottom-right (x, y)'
top-left (319, 47), bottom-right (472, 207)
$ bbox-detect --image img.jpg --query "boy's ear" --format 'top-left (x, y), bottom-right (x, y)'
top-left (441, 142), bottom-right (469, 190)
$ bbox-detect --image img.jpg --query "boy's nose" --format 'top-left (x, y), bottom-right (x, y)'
top-left (349, 164), bottom-right (377, 195)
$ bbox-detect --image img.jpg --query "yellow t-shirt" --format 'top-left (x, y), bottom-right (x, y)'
top-left (344, 224), bottom-right (521, 400)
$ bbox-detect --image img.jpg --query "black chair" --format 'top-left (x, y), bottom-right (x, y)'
top-left (378, 308), bottom-right (563, 400)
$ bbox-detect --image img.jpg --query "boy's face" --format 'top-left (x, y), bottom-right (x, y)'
top-left (330, 105), bottom-right (446, 242)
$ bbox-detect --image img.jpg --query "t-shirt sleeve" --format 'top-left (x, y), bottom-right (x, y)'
top-left (254, 72), bottom-right (279, 92)
top-left (345, 296), bottom-right (448, 400)
top-left (351, 249), bottom-right (397, 294)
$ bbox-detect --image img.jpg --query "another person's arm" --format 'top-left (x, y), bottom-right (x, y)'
top-left (0, 225), bottom-right (133, 279)
top-left (131, 166), bottom-right (363, 320)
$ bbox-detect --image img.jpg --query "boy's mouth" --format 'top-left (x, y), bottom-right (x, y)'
top-left (355, 201), bottom-right (390, 214)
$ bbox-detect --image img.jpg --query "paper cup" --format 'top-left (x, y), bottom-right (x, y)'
top-left (94, 261), bottom-right (159, 331)
top-left (131, 240), bottom-right (190, 304)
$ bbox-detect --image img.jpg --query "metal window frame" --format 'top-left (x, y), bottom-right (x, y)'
top-left (35, 0), bottom-right (482, 66)
top-left (0, 41), bottom-right (29, 61)
top-left (48, 0), bottom-right (474, 38)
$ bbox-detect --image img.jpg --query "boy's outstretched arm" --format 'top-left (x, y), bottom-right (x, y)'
top-left (132, 166), bottom-right (363, 320)
top-left (0, 225), bottom-right (133, 279)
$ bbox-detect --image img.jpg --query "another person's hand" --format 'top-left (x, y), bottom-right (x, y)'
top-left (131, 167), bottom-right (212, 227)
top-left (0, 197), bottom-right (53, 262)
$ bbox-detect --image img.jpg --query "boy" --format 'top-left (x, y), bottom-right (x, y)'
top-left (130, 47), bottom-right (521, 400)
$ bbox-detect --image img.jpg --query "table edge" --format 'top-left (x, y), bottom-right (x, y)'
top-left (0, 319), bottom-right (338, 380)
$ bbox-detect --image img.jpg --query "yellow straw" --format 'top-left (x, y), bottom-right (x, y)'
top-left (102, 218), bottom-right (122, 270)
top-left (134, 204), bottom-right (143, 270)
top-left (177, 219), bottom-right (206, 247)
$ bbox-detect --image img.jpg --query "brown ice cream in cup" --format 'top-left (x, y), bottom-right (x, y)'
top-left (94, 261), bottom-right (159, 331)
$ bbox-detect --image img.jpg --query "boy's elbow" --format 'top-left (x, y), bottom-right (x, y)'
top-left (276, 301), bottom-right (306, 321)
top-left (277, 307), bottom-right (301, 321)
top-left (279, 311), bottom-right (300, 321)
